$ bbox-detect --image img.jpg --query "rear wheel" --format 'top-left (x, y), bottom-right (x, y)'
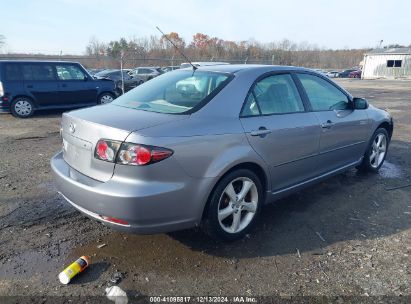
top-left (11, 97), bottom-right (34, 118)
top-left (202, 169), bottom-right (263, 241)
top-left (358, 128), bottom-right (389, 172)
top-left (98, 93), bottom-right (115, 104)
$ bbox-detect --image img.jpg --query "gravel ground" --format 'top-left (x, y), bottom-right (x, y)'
top-left (0, 79), bottom-right (410, 302)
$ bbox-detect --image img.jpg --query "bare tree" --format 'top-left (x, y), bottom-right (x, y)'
top-left (85, 36), bottom-right (107, 57)
top-left (0, 35), bottom-right (5, 50)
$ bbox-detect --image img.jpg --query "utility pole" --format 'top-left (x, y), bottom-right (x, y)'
top-left (120, 51), bottom-right (125, 95)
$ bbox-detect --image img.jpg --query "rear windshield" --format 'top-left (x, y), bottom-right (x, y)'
top-left (112, 70), bottom-right (232, 114)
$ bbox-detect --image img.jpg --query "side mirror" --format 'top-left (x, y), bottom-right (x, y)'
top-left (353, 97), bottom-right (368, 110)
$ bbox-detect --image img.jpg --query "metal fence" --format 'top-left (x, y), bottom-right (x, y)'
top-left (0, 54), bottom-right (274, 69)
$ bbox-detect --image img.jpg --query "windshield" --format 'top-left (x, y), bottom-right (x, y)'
top-left (112, 70), bottom-right (232, 114)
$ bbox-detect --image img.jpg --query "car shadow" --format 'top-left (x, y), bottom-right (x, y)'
top-left (168, 140), bottom-right (411, 258)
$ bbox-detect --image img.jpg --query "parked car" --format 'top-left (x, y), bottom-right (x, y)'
top-left (161, 66), bottom-right (180, 73)
top-left (339, 69), bottom-right (357, 78)
top-left (87, 68), bottom-right (105, 76)
top-left (312, 69), bottom-right (327, 76)
top-left (0, 61), bottom-right (117, 118)
top-left (180, 62), bottom-right (230, 69)
top-left (51, 65), bottom-right (393, 240)
top-left (325, 71), bottom-right (339, 78)
top-left (129, 67), bottom-right (163, 82)
top-left (349, 70), bottom-right (362, 78)
top-left (94, 69), bottom-right (143, 94)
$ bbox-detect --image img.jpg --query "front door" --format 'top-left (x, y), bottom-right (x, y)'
top-left (295, 73), bottom-right (370, 174)
top-left (55, 63), bottom-right (97, 105)
top-left (240, 73), bottom-right (321, 192)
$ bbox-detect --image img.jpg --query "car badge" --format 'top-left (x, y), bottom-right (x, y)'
top-left (69, 123), bottom-right (76, 134)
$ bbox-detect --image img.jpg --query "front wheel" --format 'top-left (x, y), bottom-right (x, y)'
top-left (11, 97), bottom-right (34, 118)
top-left (202, 169), bottom-right (263, 241)
top-left (98, 93), bottom-right (115, 104)
top-left (358, 128), bottom-right (389, 172)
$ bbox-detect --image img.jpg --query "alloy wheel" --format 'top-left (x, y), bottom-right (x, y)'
top-left (370, 133), bottom-right (387, 168)
top-left (217, 177), bottom-right (259, 234)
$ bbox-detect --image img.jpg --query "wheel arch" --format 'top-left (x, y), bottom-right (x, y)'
top-left (11, 95), bottom-right (37, 108)
top-left (97, 91), bottom-right (115, 102)
top-left (376, 120), bottom-right (393, 139)
top-left (201, 161), bottom-right (269, 220)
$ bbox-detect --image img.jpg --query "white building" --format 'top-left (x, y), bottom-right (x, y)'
top-left (362, 47), bottom-right (411, 79)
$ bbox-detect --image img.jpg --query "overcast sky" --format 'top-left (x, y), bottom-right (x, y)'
top-left (2, 0), bottom-right (411, 54)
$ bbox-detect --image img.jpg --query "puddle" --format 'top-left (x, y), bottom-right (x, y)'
top-left (379, 161), bottom-right (404, 179)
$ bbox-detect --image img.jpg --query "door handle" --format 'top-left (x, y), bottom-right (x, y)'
top-left (321, 120), bottom-right (335, 129)
top-left (250, 127), bottom-right (271, 137)
top-left (26, 85), bottom-right (33, 89)
top-left (61, 84), bottom-right (67, 88)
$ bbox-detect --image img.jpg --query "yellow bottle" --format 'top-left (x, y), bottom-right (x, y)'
top-left (58, 256), bottom-right (91, 284)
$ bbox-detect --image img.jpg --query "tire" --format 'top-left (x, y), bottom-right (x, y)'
top-left (358, 128), bottom-right (389, 172)
top-left (202, 169), bottom-right (263, 241)
top-left (98, 92), bottom-right (115, 104)
top-left (11, 97), bottom-right (34, 118)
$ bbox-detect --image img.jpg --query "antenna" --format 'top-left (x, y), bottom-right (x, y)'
top-left (156, 26), bottom-right (197, 70)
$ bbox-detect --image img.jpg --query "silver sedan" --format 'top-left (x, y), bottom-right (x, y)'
top-left (51, 65), bottom-right (393, 240)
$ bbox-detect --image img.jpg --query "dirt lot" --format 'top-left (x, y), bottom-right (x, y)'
top-left (0, 79), bottom-right (410, 302)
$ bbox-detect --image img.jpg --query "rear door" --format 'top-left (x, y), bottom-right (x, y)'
top-left (55, 63), bottom-right (98, 105)
top-left (21, 63), bottom-right (59, 107)
top-left (240, 73), bottom-right (321, 192)
top-left (295, 73), bottom-right (369, 173)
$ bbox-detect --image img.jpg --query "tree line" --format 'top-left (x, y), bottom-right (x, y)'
top-left (85, 32), bottom-right (370, 69)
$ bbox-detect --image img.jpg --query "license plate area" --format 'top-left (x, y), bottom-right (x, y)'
top-left (62, 134), bottom-right (93, 173)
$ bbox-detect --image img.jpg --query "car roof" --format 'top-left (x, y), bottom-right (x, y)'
top-left (181, 64), bottom-right (317, 74)
top-left (0, 60), bottom-right (80, 64)
top-left (133, 67), bottom-right (160, 69)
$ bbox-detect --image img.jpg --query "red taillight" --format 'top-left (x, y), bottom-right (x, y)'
top-left (152, 149), bottom-right (173, 162)
top-left (94, 139), bottom-right (121, 162)
top-left (94, 139), bottom-right (173, 165)
top-left (136, 146), bottom-right (151, 165)
top-left (117, 143), bottom-right (173, 166)
top-left (96, 140), bottom-right (108, 159)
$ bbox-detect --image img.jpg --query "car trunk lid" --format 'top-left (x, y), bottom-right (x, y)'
top-left (61, 104), bottom-right (188, 182)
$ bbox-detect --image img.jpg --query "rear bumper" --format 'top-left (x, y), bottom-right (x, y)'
top-left (51, 151), bottom-right (213, 234)
top-left (0, 99), bottom-right (10, 113)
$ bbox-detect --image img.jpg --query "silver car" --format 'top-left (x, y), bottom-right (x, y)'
top-left (51, 65), bottom-right (393, 240)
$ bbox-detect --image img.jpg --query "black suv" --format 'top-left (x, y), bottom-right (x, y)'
top-left (0, 61), bottom-right (117, 118)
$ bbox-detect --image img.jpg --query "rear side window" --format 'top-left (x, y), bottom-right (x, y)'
top-left (297, 73), bottom-right (350, 111)
top-left (242, 74), bottom-right (305, 116)
top-left (4, 64), bottom-right (22, 81)
top-left (22, 64), bottom-right (56, 81)
top-left (56, 64), bottom-right (86, 80)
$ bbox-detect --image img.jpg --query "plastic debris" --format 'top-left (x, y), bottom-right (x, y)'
top-left (106, 286), bottom-right (128, 304)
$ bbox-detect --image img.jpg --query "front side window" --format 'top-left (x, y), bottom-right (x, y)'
top-left (113, 70), bottom-right (231, 114)
top-left (56, 64), bottom-right (86, 80)
top-left (22, 64), bottom-right (55, 81)
top-left (242, 74), bottom-right (305, 116)
top-left (297, 73), bottom-right (350, 111)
